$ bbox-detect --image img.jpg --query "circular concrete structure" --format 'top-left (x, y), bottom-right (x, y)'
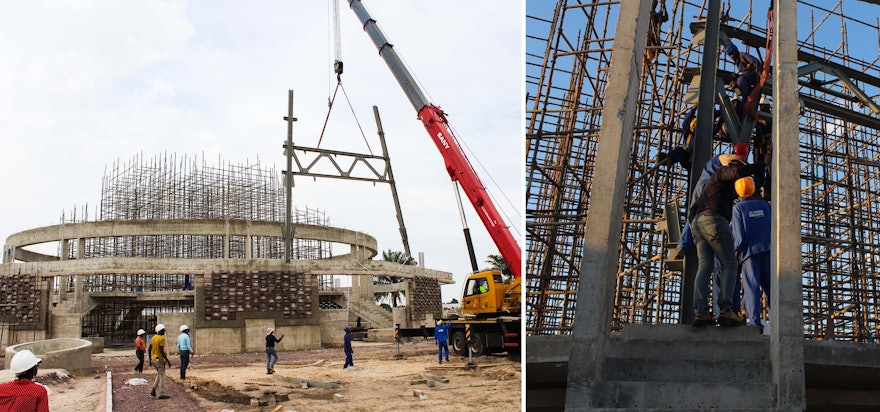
top-left (5, 338), bottom-right (93, 372)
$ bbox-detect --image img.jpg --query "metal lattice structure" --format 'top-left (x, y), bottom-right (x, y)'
top-left (526, 0), bottom-right (880, 341)
top-left (60, 152), bottom-right (331, 261)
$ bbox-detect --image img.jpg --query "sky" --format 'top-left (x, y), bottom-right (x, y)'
top-left (0, 0), bottom-right (524, 303)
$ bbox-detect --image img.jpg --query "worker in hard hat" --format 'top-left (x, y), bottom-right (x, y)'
top-left (265, 328), bottom-right (284, 374)
top-left (723, 43), bottom-right (762, 114)
top-left (0, 349), bottom-right (48, 411)
top-left (434, 320), bottom-right (451, 364)
top-left (731, 177), bottom-right (772, 335)
top-left (675, 142), bottom-right (750, 258)
top-left (343, 326), bottom-right (354, 369)
top-left (177, 325), bottom-right (193, 380)
top-left (134, 329), bottom-right (147, 373)
top-left (689, 152), bottom-right (765, 327)
top-left (148, 323), bottom-right (172, 399)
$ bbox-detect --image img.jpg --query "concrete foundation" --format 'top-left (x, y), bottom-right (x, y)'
top-left (5, 338), bottom-right (93, 372)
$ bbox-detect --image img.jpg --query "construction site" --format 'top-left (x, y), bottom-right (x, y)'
top-left (0, 1), bottom-right (522, 410)
top-left (525, 0), bottom-right (880, 410)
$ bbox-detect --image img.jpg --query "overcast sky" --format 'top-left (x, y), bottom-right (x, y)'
top-left (0, 0), bottom-right (523, 302)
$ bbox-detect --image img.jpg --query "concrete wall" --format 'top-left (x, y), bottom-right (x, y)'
top-left (5, 338), bottom-right (92, 372)
top-left (50, 313), bottom-right (82, 339)
top-left (157, 313), bottom-right (196, 355)
top-left (318, 309), bottom-right (348, 347)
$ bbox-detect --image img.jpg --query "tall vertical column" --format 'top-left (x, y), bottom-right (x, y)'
top-left (60, 239), bottom-right (70, 261)
top-left (771, 0), bottom-right (805, 409)
top-left (681, 0), bottom-right (722, 324)
top-left (564, 1), bottom-right (650, 409)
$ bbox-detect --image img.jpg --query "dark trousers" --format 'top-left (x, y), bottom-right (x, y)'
top-left (344, 351), bottom-right (353, 368)
top-left (135, 350), bottom-right (145, 372)
top-left (438, 341), bottom-right (449, 362)
top-left (179, 350), bottom-right (190, 379)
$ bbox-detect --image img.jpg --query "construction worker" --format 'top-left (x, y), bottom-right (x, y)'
top-left (689, 153), bottom-right (764, 327)
top-left (674, 143), bottom-right (750, 258)
top-left (646, 0), bottom-right (668, 63)
top-left (134, 329), bottom-right (147, 373)
top-left (723, 43), bottom-right (762, 114)
top-left (731, 177), bottom-right (772, 334)
top-left (343, 326), bottom-right (354, 369)
top-left (149, 323), bottom-right (172, 399)
top-left (434, 320), bottom-right (451, 364)
top-left (0, 350), bottom-right (49, 411)
top-left (265, 328), bottom-right (284, 374)
top-left (177, 325), bottom-right (193, 380)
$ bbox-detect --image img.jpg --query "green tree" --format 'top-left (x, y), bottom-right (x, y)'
top-left (484, 254), bottom-right (513, 282)
top-left (449, 298), bottom-right (459, 304)
top-left (375, 249), bottom-right (415, 307)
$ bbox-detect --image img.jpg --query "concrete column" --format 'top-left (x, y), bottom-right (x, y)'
top-left (60, 239), bottom-right (69, 261)
top-left (245, 226), bottom-right (252, 259)
top-left (77, 238), bottom-right (85, 259)
top-left (564, 2), bottom-right (650, 410)
top-left (771, 0), bottom-right (806, 409)
top-left (224, 220), bottom-right (230, 259)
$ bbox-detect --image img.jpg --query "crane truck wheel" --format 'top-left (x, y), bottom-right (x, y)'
top-left (451, 331), bottom-right (468, 356)
top-left (469, 333), bottom-right (486, 357)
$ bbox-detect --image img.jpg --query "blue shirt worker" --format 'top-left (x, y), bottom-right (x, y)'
top-left (731, 177), bottom-right (772, 334)
top-left (434, 320), bottom-right (451, 364)
top-left (343, 326), bottom-right (354, 369)
top-left (177, 325), bottom-right (193, 380)
top-left (689, 154), bottom-right (764, 327)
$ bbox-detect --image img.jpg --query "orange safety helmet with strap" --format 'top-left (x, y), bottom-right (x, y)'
top-left (735, 177), bottom-right (756, 198)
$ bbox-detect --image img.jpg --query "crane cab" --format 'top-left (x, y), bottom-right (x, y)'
top-left (461, 270), bottom-right (505, 316)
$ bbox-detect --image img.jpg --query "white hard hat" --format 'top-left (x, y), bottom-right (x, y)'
top-left (436, 320), bottom-right (443, 326)
top-left (266, 328), bottom-right (275, 335)
top-left (155, 324), bottom-right (166, 333)
top-left (10, 350), bottom-right (41, 374)
top-left (179, 325), bottom-right (189, 332)
top-left (137, 329), bottom-right (146, 336)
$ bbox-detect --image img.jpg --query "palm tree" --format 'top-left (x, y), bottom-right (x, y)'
top-left (484, 254), bottom-right (513, 282)
top-left (375, 249), bottom-right (415, 307)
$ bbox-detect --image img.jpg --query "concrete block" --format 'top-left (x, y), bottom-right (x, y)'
top-left (606, 338), bottom-right (769, 362)
top-left (593, 381), bottom-right (774, 409)
top-left (616, 323), bottom-right (768, 343)
top-left (603, 357), bottom-right (771, 383)
top-left (245, 319), bottom-right (275, 352)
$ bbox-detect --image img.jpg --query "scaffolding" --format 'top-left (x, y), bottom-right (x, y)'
top-left (526, 0), bottom-right (880, 341)
top-left (60, 152), bottom-right (332, 261)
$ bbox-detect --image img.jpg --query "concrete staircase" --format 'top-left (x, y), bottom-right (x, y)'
top-left (349, 296), bottom-right (393, 329)
top-left (593, 324), bottom-right (774, 411)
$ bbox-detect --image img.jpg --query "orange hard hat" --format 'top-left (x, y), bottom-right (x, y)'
top-left (735, 177), bottom-right (756, 197)
top-left (733, 142), bottom-right (749, 158)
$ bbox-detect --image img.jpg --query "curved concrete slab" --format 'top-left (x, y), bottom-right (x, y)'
top-left (6, 219), bottom-right (378, 261)
top-left (5, 338), bottom-right (93, 372)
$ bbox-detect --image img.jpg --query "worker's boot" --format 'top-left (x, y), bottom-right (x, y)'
top-left (692, 312), bottom-right (715, 327)
top-left (717, 310), bottom-right (745, 327)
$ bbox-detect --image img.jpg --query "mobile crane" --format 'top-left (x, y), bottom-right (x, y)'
top-left (348, 0), bottom-right (521, 356)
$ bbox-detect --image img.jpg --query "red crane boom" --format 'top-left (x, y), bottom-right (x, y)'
top-left (347, 0), bottom-right (522, 278)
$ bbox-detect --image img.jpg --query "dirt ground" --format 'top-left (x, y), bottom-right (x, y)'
top-left (25, 340), bottom-right (520, 411)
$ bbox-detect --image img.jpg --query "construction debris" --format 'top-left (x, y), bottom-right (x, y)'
top-left (410, 373), bottom-right (449, 387)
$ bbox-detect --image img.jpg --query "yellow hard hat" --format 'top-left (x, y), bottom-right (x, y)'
top-left (735, 177), bottom-right (756, 197)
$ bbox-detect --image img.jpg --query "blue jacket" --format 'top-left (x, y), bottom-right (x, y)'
top-left (731, 197), bottom-right (771, 261)
top-left (343, 332), bottom-right (352, 354)
top-left (434, 324), bottom-right (451, 342)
